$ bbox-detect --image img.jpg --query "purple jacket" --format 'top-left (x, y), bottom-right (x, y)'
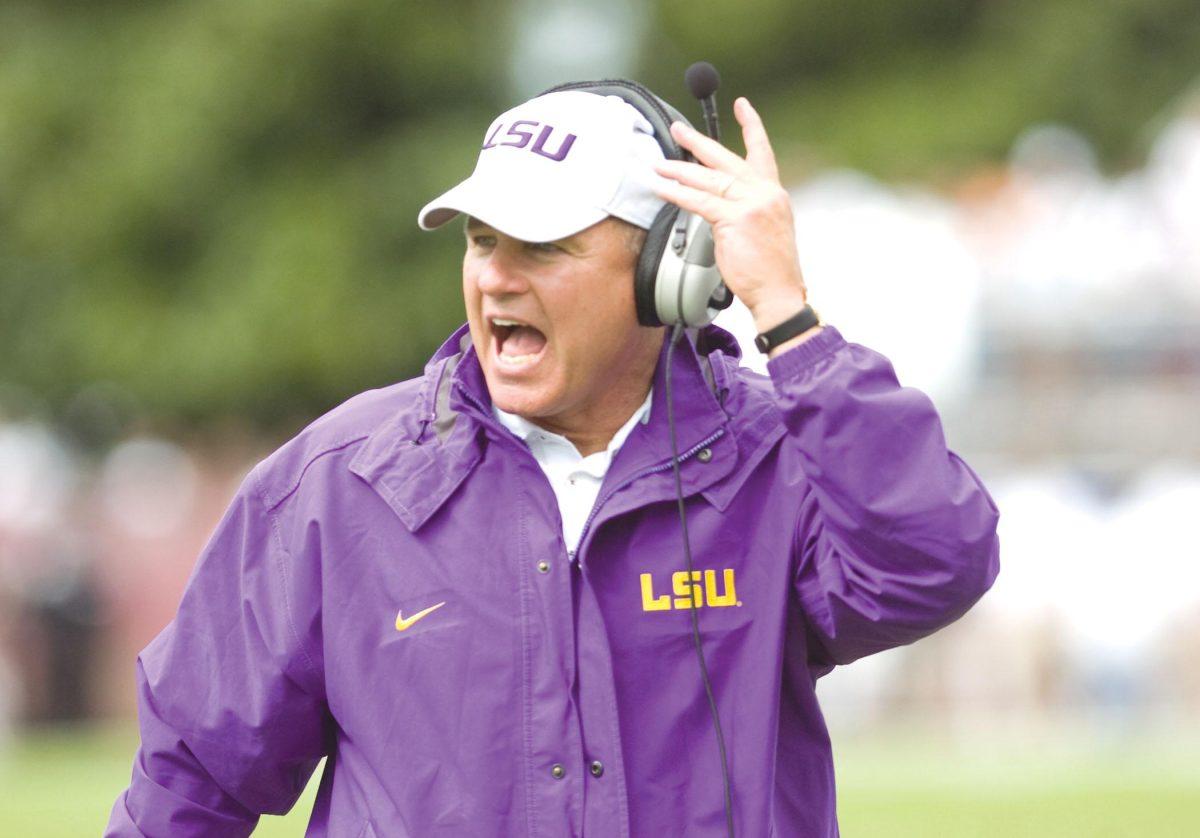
top-left (106, 322), bottom-right (999, 837)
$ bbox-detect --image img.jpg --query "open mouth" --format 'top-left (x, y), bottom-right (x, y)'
top-left (490, 317), bottom-right (548, 370)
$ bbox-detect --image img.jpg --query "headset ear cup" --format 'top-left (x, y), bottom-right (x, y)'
top-left (635, 204), bottom-right (679, 327)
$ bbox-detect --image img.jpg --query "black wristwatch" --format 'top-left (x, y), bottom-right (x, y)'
top-left (754, 304), bottom-right (821, 354)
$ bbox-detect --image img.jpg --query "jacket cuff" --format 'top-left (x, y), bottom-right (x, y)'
top-left (764, 324), bottom-right (847, 381)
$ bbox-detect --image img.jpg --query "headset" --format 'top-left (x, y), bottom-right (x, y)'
top-left (538, 76), bottom-right (733, 330)
top-left (540, 69), bottom-right (738, 838)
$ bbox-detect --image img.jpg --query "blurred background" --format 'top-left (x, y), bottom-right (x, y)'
top-left (1, 0), bottom-right (1198, 834)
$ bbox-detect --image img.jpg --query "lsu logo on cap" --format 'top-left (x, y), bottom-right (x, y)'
top-left (481, 120), bottom-right (577, 161)
top-left (640, 569), bottom-right (739, 611)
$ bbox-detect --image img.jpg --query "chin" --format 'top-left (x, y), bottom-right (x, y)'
top-left (485, 376), bottom-right (557, 419)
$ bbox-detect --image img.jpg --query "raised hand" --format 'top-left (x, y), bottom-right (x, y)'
top-left (652, 97), bottom-right (811, 336)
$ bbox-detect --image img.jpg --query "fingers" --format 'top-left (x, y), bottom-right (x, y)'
top-left (734, 97), bottom-right (779, 181)
top-left (655, 96), bottom-right (781, 220)
top-left (668, 121), bottom-right (748, 174)
top-left (653, 159), bottom-right (736, 197)
top-left (651, 179), bottom-right (725, 225)
top-left (667, 98), bottom-right (780, 183)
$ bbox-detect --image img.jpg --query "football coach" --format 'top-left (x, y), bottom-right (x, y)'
top-left (105, 78), bottom-right (1000, 837)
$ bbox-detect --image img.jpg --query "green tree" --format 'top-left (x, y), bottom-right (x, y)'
top-left (2, 0), bottom-right (1197, 437)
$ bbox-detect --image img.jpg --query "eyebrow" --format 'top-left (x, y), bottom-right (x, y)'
top-left (464, 217), bottom-right (575, 248)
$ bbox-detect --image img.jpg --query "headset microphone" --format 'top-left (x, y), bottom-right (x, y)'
top-left (656, 63), bottom-right (734, 324)
top-left (685, 61), bottom-right (722, 142)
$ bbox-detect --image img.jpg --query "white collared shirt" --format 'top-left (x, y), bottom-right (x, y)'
top-left (493, 388), bottom-right (653, 560)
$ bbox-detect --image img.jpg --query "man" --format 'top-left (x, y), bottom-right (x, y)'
top-left (106, 83), bottom-right (1000, 836)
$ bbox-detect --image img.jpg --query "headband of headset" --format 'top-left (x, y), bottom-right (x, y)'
top-left (536, 79), bottom-right (694, 163)
top-left (536, 78), bottom-right (709, 328)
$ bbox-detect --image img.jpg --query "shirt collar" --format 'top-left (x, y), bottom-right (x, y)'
top-left (492, 386), bottom-right (653, 455)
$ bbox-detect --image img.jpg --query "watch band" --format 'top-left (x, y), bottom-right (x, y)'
top-left (754, 303), bottom-right (820, 353)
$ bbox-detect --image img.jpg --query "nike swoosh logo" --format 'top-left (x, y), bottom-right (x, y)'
top-left (395, 601), bottom-right (446, 632)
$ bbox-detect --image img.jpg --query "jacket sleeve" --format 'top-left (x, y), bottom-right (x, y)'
top-left (105, 465), bottom-right (329, 837)
top-left (768, 325), bottom-right (1001, 668)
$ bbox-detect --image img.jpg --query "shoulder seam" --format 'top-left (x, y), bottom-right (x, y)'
top-left (260, 433), bottom-right (372, 511)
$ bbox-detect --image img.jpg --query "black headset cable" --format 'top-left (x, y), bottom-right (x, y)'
top-left (666, 321), bottom-right (735, 838)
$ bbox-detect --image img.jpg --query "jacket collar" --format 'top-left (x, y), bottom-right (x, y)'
top-left (348, 325), bottom-right (485, 531)
top-left (351, 322), bottom-right (748, 531)
top-left (606, 326), bottom-right (734, 485)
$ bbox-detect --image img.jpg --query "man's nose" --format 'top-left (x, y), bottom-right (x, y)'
top-left (474, 247), bottom-right (529, 297)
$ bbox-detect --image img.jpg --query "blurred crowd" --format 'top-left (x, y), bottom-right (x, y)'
top-left (1, 100), bottom-right (1198, 746)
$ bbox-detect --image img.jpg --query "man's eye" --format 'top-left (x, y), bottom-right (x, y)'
top-left (471, 235), bottom-right (496, 248)
top-left (528, 242), bottom-right (560, 253)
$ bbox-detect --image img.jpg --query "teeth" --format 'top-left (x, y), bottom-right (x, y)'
top-left (492, 317), bottom-right (541, 368)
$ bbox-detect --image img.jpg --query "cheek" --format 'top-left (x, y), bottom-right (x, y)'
top-left (588, 278), bottom-right (638, 335)
top-left (462, 262), bottom-right (482, 314)
top-left (461, 257), bottom-right (474, 302)
top-left (557, 296), bottom-right (637, 370)
top-left (461, 267), bottom-right (487, 348)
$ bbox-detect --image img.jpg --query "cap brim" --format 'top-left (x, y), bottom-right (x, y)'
top-left (418, 175), bottom-right (609, 243)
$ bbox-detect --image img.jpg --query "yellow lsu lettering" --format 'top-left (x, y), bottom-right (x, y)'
top-left (640, 569), bottom-right (738, 611)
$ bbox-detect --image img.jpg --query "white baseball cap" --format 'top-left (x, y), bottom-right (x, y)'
top-left (417, 90), bottom-right (672, 242)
